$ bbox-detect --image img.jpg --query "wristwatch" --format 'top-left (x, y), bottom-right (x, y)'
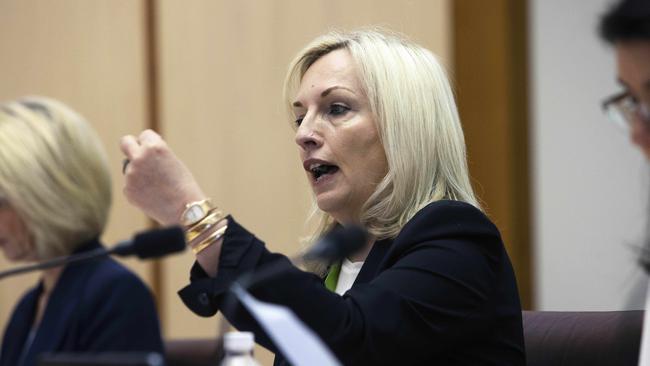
top-left (180, 199), bottom-right (213, 227)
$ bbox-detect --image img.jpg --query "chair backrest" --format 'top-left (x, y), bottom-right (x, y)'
top-left (165, 338), bottom-right (220, 366)
top-left (523, 310), bottom-right (644, 366)
top-left (164, 311), bottom-right (645, 365)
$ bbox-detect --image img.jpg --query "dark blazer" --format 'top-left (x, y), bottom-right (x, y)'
top-left (0, 240), bottom-right (164, 366)
top-left (179, 200), bottom-right (525, 365)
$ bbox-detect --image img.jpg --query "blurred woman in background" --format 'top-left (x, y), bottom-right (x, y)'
top-left (0, 97), bottom-right (163, 366)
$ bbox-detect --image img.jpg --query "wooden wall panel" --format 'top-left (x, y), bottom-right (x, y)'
top-left (155, 0), bottom-right (450, 363)
top-left (453, 0), bottom-right (532, 308)
top-left (0, 0), bottom-right (152, 333)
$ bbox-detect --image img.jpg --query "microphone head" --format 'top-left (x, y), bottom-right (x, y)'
top-left (114, 226), bottom-right (186, 259)
top-left (303, 225), bottom-right (367, 262)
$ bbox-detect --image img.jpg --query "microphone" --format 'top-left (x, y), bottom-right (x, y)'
top-left (112, 226), bottom-right (186, 259)
top-left (302, 225), bottom-right (367, 262)
top-left (234, 225), bottom-right (367, 289)
top-left (0, 226), bottom-right (186, 280)
top-left (215, 225), bottom-right (368, 363)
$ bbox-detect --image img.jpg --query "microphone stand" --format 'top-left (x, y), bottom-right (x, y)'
top-left (214, 253), bottom-right (307, 363)
top-left (211, 224), bottom-right (366, 362)
top-left (0, 226), bottom-right (185, 281)
top-left (0, 247), bottom-right (109, 280)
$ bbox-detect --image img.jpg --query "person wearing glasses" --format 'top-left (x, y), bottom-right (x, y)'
top-left (600, 0), bottom-right (650, 363)
top-left (600, 0), bottom-right (650, 160)
top-left (0, 97), bottom-right (164, 366)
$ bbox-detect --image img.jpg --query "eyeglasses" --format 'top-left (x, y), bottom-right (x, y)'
top-left (602, 92), bottom-right (650, 131)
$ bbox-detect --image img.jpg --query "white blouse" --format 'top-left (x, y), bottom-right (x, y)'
top-left (334, 258), bottom-right (364, 295)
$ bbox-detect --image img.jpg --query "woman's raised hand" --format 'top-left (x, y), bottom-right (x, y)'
top-left (120, 129), bottom-right (207, 226)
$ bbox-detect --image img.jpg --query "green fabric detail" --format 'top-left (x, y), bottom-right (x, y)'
top-left (324, 261), bottom-right (342, 292)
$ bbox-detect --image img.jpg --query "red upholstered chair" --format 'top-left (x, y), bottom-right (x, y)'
top-left (164, 311), bottom-right (645, 365)
top-left (523, 310), bottom-right (644, 366)
top-left (165, 338), bottom-right (220, 366)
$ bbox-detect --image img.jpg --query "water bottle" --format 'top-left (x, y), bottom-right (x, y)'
top-left (220, 331), bottom-right (261, 366)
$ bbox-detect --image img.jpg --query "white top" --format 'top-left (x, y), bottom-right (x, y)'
top-left (334, 258), bottom-right (364, 295)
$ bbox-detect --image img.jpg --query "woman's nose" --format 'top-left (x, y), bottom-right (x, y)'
top-left (295, 115), bottom-right (323, 151)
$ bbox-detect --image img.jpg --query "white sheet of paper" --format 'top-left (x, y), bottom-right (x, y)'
top-left (232, 284), bottom-right (341, 366)
top-left (639, 281), bottom-right (650, 366)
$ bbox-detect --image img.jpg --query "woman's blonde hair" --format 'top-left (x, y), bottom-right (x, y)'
top-left (0, 96), bottom-right (111, 259)
top-left (284, 29), bottom-right (479, 269)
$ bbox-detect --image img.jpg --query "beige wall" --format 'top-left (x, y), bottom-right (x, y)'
top-left (0, 1), bottom-right (450, 364)
top-left (452, 0), bottom-right (532, 308)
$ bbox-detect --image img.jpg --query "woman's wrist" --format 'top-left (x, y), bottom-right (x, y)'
top-left (169, 189), bottom-right (209, 224)
top-left (190, 219), bottom-right (228, 254)
top-left (195, 234), bottom-right (222, 278)
top-left (191, 215), bottom-right (227, 278)
top-left (180, 198), bottom-right (216, 227)
top-left (178, 197), bottom-right (228, 254)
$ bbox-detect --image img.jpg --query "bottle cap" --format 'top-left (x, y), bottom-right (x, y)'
top-left (224, 331), bottom-right (255, 353)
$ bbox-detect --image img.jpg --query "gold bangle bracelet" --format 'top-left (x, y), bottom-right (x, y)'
top-left (187, 216), bottom-right (227, 247)
top-left (187, 207), bottom-right (223, 230)
top-left (192, 224), bottom-right (228, 255)
top-left (185, 209), bottom-right (226, 243)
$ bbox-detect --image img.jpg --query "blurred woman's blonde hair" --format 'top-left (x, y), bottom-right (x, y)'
top-left (0, 96), bottom-right (111, 259)
top-left (283, 29), bottom-right (479, 272)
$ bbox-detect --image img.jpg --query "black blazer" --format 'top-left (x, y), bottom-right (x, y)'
top-left (179, 200), bottom-right (525, 365)
top-left (0, 240), bottom-right (164, 366)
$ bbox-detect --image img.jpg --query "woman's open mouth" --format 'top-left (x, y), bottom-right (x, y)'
top-left (310, 163), bottom-right (340, 182)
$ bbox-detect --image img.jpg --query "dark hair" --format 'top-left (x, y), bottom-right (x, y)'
top-left (600, 0), bottom-right (650, 43)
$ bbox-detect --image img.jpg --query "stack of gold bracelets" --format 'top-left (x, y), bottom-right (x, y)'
top-left (181, 199), bottom-right (228, 255)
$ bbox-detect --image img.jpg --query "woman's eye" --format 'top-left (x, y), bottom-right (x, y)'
top-left (294, 116), bottom-right (304, 127)
top-left (329, 104), bottom-right (350, 116)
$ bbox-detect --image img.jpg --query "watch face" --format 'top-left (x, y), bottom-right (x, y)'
top-left (185, 205), bottom-right (205, 224)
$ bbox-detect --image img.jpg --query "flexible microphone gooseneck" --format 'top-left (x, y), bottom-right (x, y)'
top-left (0, 226), bottom-right (186, 281)
top-left (302, 225), bottom-right (367, 263)
top-left (213, 225), bottom-right (368, 363)
top-left (235, 225), bottom-right (368, 290)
